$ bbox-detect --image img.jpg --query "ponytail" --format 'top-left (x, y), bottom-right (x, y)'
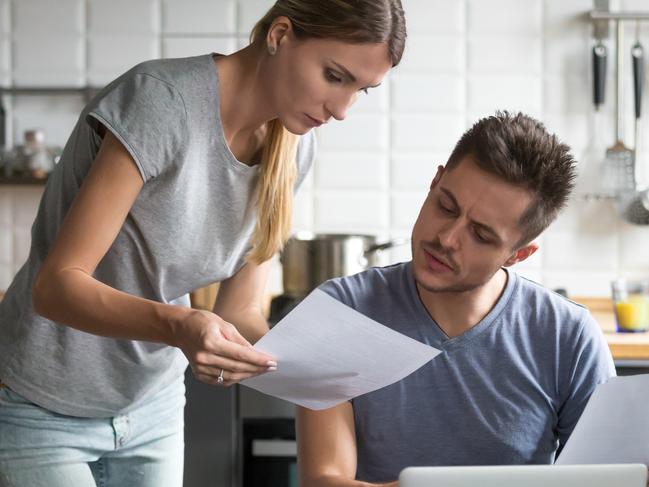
top-left (248, 119), bottom-right (299, 264)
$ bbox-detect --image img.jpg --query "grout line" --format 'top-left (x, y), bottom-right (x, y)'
top-left (540, 0), bottom-right (546, 121)
top-left (84, 0), bottom-right (89, 86)
top-left (6, 0), bottom-right (13, 146)
top-left (158, 0), bottom-right (163, 58)
top-left (161, 32), bottom-right (239, 39)
top-left (235, 0), bottom-right (242, 38)
top-left (540, 0), bottom-right (547, 279)
top-left (463, 0), bottom-right (469, 128)
top-left (386, 56), bottom-right (393, 239)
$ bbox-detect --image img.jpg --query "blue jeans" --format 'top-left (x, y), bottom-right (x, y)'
top-left (0, 378), bottom-right (185, 487)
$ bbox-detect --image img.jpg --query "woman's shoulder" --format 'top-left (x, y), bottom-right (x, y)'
top-left (127, 54), bottom-right (213, 87)
top-left (296, 129), bottom-right (317, 174)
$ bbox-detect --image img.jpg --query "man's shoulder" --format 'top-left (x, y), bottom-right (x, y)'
top-left (318, 262), bottom-right (410, 307)
top-left (516, 273), bottom-right (585, 309)
top-left (512, 272), bottom-right (595, 337)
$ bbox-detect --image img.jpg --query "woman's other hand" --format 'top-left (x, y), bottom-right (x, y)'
top-left (176, 308), bottom-right (276, 386)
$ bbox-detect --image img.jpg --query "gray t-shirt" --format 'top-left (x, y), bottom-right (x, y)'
top-left (319, 262), bottom-right (615, 483)
top-left (0, 54), bottom-right (316, 417)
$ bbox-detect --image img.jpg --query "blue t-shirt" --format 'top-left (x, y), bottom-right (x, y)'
top-left (319, 262), bottom-right (615, 483)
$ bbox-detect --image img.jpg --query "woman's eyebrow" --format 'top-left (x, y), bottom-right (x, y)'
top-left (331, 60), bottom-right (357, 82)
top-left (330, 60), bottom-right (382, 89)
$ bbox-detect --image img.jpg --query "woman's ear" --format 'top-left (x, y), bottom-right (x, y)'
top-left (266, 16), bottom-right (294, 54)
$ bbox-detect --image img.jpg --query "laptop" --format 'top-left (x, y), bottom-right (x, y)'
top-left (399, 464), bottom-right (647, 487)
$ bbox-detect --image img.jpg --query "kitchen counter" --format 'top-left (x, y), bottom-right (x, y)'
top-left (2, 291), bottom-right (649, 362)
top-left (575, 297), bottom-right (649, 362)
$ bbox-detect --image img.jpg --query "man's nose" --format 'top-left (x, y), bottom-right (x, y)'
top-left (438, 221), bottom-right (462, 251)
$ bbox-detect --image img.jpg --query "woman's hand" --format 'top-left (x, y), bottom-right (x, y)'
top-left (176, 308), bottom-right (276, 386)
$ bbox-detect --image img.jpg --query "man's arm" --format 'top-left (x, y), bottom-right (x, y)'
top-left (296, 402), bottom-right (398, 487)
top-left (556, 312), bottom-right (616, 451)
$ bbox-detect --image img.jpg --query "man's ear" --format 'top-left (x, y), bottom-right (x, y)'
top-left (503, 241), bottom-right (539, 267)
top-left (430, 165), bottom-right (445, 189)
top-left (266, 16), bottom-right (293, 52)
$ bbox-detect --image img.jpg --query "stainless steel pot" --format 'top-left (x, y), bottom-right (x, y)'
top-left (280, 233), bottom-right (408, 297)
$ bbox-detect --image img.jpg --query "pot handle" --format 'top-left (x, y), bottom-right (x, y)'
top-left (363, 238), bottom-right (410, 256)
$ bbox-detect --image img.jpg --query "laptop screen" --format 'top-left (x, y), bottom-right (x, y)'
top-left (399, 464), bottom-right (647, 487)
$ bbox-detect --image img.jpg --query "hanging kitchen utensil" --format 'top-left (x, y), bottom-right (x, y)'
top-left (602, 20), bottom-right (635, 195)
top-left (631, 20), bottom-right (643, 183)
top-left (576, 40), bottom-right (609, 197)
top-left (594, 41), bottom-right (608, 109)
top-left (620, 32), bottom-right (649, 225)
top-left (635, 29), bottom-right (649, 217)
top-left (0, 94), bottom-right (5, 151)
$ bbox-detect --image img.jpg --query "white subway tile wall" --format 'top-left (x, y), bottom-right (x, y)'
top-left (397, 35), bottom-right (465, 74)
top-left (88, 0), bottom-right (159, 35)
top-left (0, 0), bottom-right (8, 34)
top-left (402, 0), bottom-right (464, 36)
top-left (12, 95), bottom-right (85, 145)
top-left (12, 0), bottom-right (86, 86)
top-left (316, 153), bottom-right (389, 191)
top-left (0, 39), bottom-right (9, 86)
top-left (161, 0), bottom-right (236, 34)
top-left (237, 0), bottom-right (274, 35)
top-left (162, 37), bottom-right (237, 59)
top-left (314, 191), bottom-right (389, 234)
top-left (0, 0), bottom-right (8, 85)
top-left (1, 0), bottom-right (649, 298)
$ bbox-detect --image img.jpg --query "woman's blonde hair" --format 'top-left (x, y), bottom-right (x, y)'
top-left (247, 0), bottom-right (407, 264)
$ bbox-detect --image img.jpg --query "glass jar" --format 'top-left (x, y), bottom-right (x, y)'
top-left (23, 129), bottom-right (52, 178)
top-left (611, 278), bottom-right (649, 332)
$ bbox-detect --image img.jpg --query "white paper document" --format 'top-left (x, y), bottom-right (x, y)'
top-left (556, 374), bottom-right (649, 466)
top-left (242, 289), bottom-right (441, 410)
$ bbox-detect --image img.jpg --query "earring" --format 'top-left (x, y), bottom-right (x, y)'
top-left (267, 44), bottom-right (277, 55)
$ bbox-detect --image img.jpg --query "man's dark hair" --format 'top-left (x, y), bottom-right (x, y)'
top-left (445, 111), bottom-right (576, 247)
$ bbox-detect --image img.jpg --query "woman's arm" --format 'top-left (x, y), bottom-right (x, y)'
top-left (213, 259), bottom-right (272, 344)
top-left (33, 131), bottom-right (274, 381)
top-left (296, 403), bottom-right (399, 487)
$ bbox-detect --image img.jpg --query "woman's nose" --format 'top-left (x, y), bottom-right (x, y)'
top-left (326, 91), bottom-right (358, 121)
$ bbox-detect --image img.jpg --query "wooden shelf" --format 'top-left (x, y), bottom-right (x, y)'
top-left (0, 175), bottom-right (48, 185)
top-left (0, 86), bottom-right (99, 98)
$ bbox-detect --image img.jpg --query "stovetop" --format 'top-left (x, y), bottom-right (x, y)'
top-left (268, 294), bottom-right (304, 326)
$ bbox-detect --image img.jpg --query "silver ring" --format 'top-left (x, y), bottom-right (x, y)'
top-left (217, 369), bottom-right (225, 384)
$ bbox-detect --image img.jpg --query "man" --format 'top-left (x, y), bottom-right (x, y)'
top-left (297, 112), bottom-right (615, 487)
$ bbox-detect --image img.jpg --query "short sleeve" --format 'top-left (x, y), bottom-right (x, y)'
top-left (318, 277), bottom-right (353, 308)
top-left (294, 129), bottom-right (317, 191)
top-left (556, 312), bottom-right (616, 451)
top-left (85, 73), bottom-right (188, 182)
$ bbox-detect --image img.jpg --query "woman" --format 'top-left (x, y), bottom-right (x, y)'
top-left (0, 1), bottom-right (406, 486)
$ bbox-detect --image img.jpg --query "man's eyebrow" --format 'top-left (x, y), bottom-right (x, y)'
top-left (331, 60), bottom-right (382, 89)
top-left (439, 188), bottom-right (502, 242)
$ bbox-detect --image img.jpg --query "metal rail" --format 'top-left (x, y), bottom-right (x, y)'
top-left (591, 11), bottom-right (649, 21)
